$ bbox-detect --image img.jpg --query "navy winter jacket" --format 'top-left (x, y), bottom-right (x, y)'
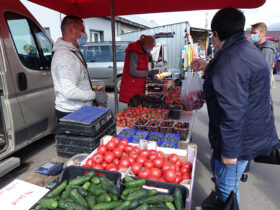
top-left (204, 32), bottom-right (279, 161)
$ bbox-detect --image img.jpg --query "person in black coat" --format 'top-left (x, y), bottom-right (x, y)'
top-left (192, 8), bottom-right (279, 208)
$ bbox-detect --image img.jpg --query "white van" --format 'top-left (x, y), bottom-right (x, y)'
top-left (0, 0), bottom-right (56, 170)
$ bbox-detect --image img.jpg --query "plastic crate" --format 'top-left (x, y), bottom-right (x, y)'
top-left (31, 166), bottom-right (122, 209)
top-left (132, 130), bottom-right (149, 139)
top-left (56, 122), bottom-right (116, 158)
top-left (160, 141), bottom-right (179, 149)
top-left (159, 120), bottom-right (175, 133)
top-left (117, 128), bottom-right (136, 140)
top-left (128, 138), bottom-right (140, 144)
top-left (147, 132), bottom-right (164, 144)
top-left (53, 107), bottom-right (114, 137)
top-left (134, 119), bottom-right (148, 130)
top-left (174, 122), bottom-right (190, 140)
top-left (163, 133), bottom-right (180, 144)
top-left (146, 120), bottom-right (161, 132)
top-left (120, 176), bottom-right (189, 210)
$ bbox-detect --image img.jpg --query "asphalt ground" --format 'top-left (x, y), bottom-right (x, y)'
top-left (1, 75), bottom-right (280, 210)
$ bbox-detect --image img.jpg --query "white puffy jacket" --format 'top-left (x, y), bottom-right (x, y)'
top-left (51, 38), bottom-right (95, 112)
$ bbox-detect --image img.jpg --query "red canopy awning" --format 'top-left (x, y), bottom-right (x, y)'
top-left (28, 0), bottom-right (266, 18)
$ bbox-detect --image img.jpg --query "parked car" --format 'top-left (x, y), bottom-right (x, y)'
top-left (0, 0), bottom-right (56, 173)
top-left (81, 41), bottom-right (130, 91)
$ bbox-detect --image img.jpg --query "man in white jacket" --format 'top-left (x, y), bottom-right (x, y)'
top-left (51, 15), bottom-right (107, 120)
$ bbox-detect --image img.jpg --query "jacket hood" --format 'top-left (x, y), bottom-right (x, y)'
top-left (257, 40), bottom-right (276, 52)
top-left (53, 38), bottom-right (79, 52)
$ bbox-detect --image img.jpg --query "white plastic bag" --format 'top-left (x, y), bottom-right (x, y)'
top-left (181, 71), bottom-right (204, 111)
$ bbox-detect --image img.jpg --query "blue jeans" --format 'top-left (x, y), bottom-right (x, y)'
top-left (211, 155), bottom-right (248, 207)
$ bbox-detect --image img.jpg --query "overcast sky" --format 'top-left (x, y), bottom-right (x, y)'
top-left (128, 0), bottom-right (279, 30)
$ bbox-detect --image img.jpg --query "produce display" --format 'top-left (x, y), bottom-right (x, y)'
top-left (145, 120), bottom-right (160, 132)
top-left (129, 94), bottom-right (166, 108)
top-left (132, 131), bottom-right (149, 140)
top-left (160, 120), bottom-right (175, 133)
top-left (134, 119), bottom-right (148, 130)
top-left (163, 86), bottom-right (182, 106)
top-left (147, 132), bottom-right (164, 143)
top-left (174, 122), bottom-right (189, 140)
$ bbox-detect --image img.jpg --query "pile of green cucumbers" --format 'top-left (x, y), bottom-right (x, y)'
top-left (35, 172), bottom-right (184, 210)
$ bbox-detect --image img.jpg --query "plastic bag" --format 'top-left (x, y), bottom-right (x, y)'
top-left (181, 71), bottom-right (204, 111)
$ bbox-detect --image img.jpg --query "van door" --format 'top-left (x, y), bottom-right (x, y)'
top-left (2, 11), bottom-right (55, 146)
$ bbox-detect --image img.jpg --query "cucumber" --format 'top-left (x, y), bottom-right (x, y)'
top-left (86, 195), bottom-right (96, 210)
top-left (62, 189), bottom-right (72, 199)
top-left (47, 180), bottom-right (68, 198)
top-left (173, 188), bottom-right (183, 210)
top-left (39, 198), bottom-right (58, 209)
top-left (135, 203), bottom-right (149, 210)
top-left (139, 195), bottom-right (173, 205)
top-left (121, 187), bottom-right (142, 196)
top-left (123, 179), bottom-right (146, 189)
top-left (37, 206), bottom-right (48, 210)
top-left (59, 199), bottom-right (88, 210)
top-left (108, 193), bottom-right (118, 201)
top-left (97, 193), bottom-right (112, 203)
top-left (92, 201), bottom-right (122, 210)
top-left (124, 176), bottom-right (135, 182)
top-left (67, 185), bottom-right (88, 196)
top-left (86, 171), bottom-right (95, 178)
top-left (99, 176), bottom-right (118, 195)
top-left (69, 176), bottom-right (91, 186)
top-left (149, 203), bottom-right (169, 210)
top-left (128, 200), bottom-right (140, 209)
top-left (70, 189), bottom-right (88, 207)
top-left (91, 176), bottom-right (101, 185)
top-left (148, 189), bottom-right (157, 196)
top-left (125, 189), bottom-right (148, 201)
top-left (89, 184), bottom-right (106, 196)
top-left (83, 182), bottom-right (91, 190)
top-left (165, 202), bottom-right (176, 210)
top-left (114, 201), bottom-right (131, 210)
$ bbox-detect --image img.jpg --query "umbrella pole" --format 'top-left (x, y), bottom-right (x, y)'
top-left (110, 0), bottom-right (119, 114)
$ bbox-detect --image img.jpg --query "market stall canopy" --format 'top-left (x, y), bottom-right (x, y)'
top-left (28, 0), bottom-right (266, 18)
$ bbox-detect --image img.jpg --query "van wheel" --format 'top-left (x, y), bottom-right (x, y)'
top-left (117, 76), bottom-right (122, 93)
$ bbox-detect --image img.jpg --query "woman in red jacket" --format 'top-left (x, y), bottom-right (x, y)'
top-left (119, 35), bottom-right (157, 103)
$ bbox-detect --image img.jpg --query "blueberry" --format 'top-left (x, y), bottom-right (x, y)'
top-left (148, 134), bottom-right (163, 142)
top-left (133, 132), bottom-right (148, 139)
top-left (161, 142), bottom-right (176, 148)
top-left (164, 134), bottom-right (179, 143)
top-left (119, 129), bottom-right (134, 138)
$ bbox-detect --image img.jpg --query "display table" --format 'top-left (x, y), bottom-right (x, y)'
top-left (117, 110), bottom-right (196, 143)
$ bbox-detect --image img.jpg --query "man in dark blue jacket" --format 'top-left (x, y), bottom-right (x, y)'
top-left (192, 8), bottom-right (279, 207)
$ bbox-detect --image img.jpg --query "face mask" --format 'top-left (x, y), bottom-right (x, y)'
top-left (145, 49), bottom-right (151, 53)
top-left (251, 34), bottom-right (260, 43)
top-left (77, 32), bottom-right (87, 48)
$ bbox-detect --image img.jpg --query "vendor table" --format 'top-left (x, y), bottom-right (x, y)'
top-left (117, 110), bottom-right (197, 143)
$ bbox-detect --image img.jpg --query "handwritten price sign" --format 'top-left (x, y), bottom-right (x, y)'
top-left (0, 179), bottom-right (49, 210)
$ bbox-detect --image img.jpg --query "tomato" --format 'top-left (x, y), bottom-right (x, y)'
top-left (139, 149), bottom-right (150, 157)
top-left (143, 160), bottom-right (154, 168)
top-left (150, 168), bottom-right (162, 178)
top-left (112, 158), bottom-right (120, 165)
top-left (86, 158), bottom-right (94, 167)
top-left (101, 161), bottom-right (108, 168)
top-left (107, 140), bottom-right (117, 151)
top-left (133, 146), bottom-right (140, 153)
top-left (117, 143), bottom-right (126, 151)
top-left (120, 139), bottom-right (128, 145)
top-left (185, 162), bottom-right (192, 171)
top-left (157, 151), bottom-right (165, 159)
top-left (106, 163), bottom-right (118, 171)
top-left (147, 176), bottom-right (158, 181)
top-left (163, 169), bottom-right (176, 183)
top-left (111, 137), bottom-right (120, 144)
top-left (162, 163), bottom-right (172, 172)
top-left (181, 173), bottom-right (191, 180)
top-left (175, 159), bottom-right (182, 167)
top-left (124, 145), bottom-right (133, 153)
top-left (131, 162), bottom-right (142, 175)
top-left (181, 162), bottom-right (192, 173)
top-left (138, 167), bottom-right (150, 179)
top-left (128, 156), bottom-right (135, 164)
top-left (93, 163), bottom-right (104, 170)
top-left (174, 174), bottom-right (182, 184)
top-left (136, 156), bottom-right (147, 164)
top-left (168, 154), bottom-right (179, 164)
top-left (120, 158), bottom-right (130, 168)
top-left (158, 177), bottom-right (165, 182)
top-left (148, 153), bottom-right (158, 161)
top-left (153, 157), bottom-right (164, 168)
top-left (92, 153), bottom-right (104, 164)
top-left (83, 164), bottom-right (91, 168)
top-left (104, 151), bottom-right (115, 163)
top-left (149, 150), bottom-right (157, 155)
top-left (113, 148), bottom-right (122, 158)
top-left (129, 151), bottom-right (138, 159)
top-left (97, 145), bottom-right (107, 154)
top-left (121, 152), bottom-right (129, 158)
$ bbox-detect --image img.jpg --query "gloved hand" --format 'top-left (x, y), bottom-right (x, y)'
top-left (148, 69), bottom-right (159, 77)
top-left (95, 91), bottom-right (108, 104)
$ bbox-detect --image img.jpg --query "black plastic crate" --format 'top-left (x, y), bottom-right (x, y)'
top-left (53, 109), bottom-right (114, 137)
top-left (31, 166), bottom-right (122, 209)
top-left (56, 122), bottom-right (116, 158)
top-left (120, 176), bottom-right (189, 210)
